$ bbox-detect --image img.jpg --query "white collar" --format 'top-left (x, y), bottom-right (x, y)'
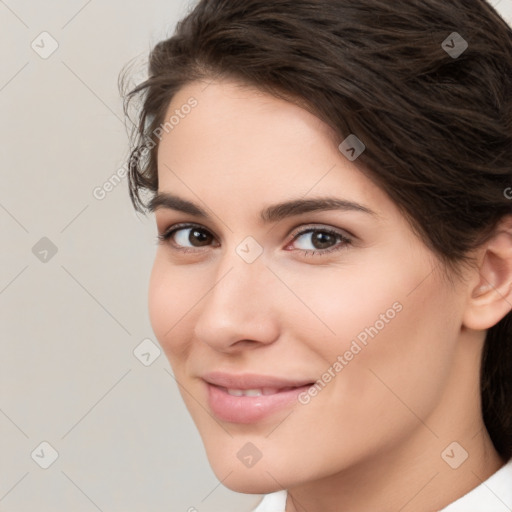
top-left (253, 458), bottom-right (512, 512)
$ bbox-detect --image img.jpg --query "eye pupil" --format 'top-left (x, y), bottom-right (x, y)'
top-left (190, 228), bottom-right (212, 246)
top-left (312, 231), bottom-right (336, 249)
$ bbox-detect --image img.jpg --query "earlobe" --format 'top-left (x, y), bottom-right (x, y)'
top-left (463, 215), bottom-right (512, 331)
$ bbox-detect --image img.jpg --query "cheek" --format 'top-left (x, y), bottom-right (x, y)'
top-left (147, 256), bottom-right (200, 360)
top-left (280, 251), bottom-right (459, 417)
top-left (278, 244), bottom-right (446, 355)
top-left (273, 256), bottom-right (412, 355)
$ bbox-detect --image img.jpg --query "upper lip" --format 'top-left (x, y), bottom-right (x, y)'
top-left (202, 371), bottom-right (314, 390)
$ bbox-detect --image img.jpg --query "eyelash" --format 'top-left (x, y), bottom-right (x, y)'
top-left (156, 222), bottom-right (353, 257)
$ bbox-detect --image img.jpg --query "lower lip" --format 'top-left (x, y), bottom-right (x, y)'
top-left (206, 383), bottom-right (312, 424)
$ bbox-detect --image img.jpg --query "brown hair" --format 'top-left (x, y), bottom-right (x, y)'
top-left (120, 0), bottom-right (512, 460)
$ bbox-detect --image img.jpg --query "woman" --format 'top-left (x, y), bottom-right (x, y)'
top-left (121, 0), bottom-right (512, 510)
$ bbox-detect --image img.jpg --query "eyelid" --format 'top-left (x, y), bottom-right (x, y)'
top-left (158, 221), bottom-right (354, 258)
top-left (158, 222), bottom-right (353, 243)
top-left (287, 222), bottom-right (355, 242)
top-left (157, 222), bottom-right (219, 247)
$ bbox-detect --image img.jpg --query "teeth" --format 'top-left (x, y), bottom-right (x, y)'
top-left (244, 389), bottom-right (263, 397)
top-left (227, 389), bottom-right (245, 396)
top-left (226, 387), bottom-right (282, 396)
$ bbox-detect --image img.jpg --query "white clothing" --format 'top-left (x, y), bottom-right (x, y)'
top-left (253, 458), bottom-right (512, 511)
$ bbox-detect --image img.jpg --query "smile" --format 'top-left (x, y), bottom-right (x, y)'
top-left (202, 372), bottom-right (315, 424)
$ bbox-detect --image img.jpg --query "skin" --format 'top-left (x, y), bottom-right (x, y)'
top-left (148, 78), bottom-right (511, 512)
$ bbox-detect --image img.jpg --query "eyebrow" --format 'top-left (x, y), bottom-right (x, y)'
top-left (147, 192), bottom-right (378, 222)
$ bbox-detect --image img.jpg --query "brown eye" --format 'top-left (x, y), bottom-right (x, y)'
top-left (158, 224), bottom-right (216, 249)
top-left (186, 227), bottom-right (213, 247)
top-left (292, 228), bottom-right (348, 251)
top-left (310, 231), bottom-right (337, 249)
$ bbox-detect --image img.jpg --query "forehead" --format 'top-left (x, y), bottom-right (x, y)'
top-left (156, 79), bottom-right (389, 219)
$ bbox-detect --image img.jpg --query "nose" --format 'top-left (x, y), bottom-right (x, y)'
top-left (192, 249), bottom-right (281, 353)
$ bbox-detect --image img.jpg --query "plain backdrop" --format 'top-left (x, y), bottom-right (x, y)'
top-left (1, 1), bottom-right (511, 511)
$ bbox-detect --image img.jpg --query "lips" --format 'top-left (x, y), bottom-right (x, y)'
top-left (202, 372), bottom-right (315, 424)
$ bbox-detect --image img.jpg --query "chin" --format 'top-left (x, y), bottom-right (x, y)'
top-left (215, 468), bottom-right (285, 495)
top-left (199, 443), bottom-right (286, 493)
top-left (205, 445), bottom-right (313, 495)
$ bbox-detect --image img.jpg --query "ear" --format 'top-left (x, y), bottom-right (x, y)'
top-left (462, 215), bottom-right (512, 331)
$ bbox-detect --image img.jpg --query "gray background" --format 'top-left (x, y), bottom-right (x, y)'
top-left (1, 1), bottom-right (511, 510)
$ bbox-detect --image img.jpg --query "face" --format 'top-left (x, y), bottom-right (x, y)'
top-left (148, 79), bottom-right (469, 493)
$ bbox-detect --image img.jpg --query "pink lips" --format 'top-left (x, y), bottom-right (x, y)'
top-left (203, 372), bottom-right (314, 424)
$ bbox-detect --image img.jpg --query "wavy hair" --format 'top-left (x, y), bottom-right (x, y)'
top-left (120, 0), bottom-right (512, 460)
